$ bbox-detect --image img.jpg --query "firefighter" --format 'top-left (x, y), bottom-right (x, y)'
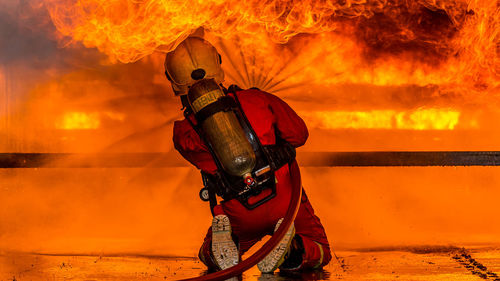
top-left (165, 36), bottom-right (331, 273)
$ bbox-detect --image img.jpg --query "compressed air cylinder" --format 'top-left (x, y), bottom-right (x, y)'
top-left (188, 79), bottom-right (256, 177)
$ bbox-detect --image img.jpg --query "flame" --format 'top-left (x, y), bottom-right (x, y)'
top-left (56, 112), bottom-right (101, 129)
top-left (301, 108), bottom-right (462, 130)
top-left (395, 108), bottom-right (461, 130)
top-left (42, 0), bottom-right (499, 95)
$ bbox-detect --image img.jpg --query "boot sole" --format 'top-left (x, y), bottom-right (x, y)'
top-left (257, 218), bottom-right (296, 273)
top-left (211, 215), bottom-right (239, 270)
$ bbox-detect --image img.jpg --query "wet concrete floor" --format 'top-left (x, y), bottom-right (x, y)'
top-left (1, 245), bottom-right (499, 280)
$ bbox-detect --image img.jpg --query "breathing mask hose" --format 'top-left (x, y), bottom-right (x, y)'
top-left (178, 160), bottom-right (303, 281)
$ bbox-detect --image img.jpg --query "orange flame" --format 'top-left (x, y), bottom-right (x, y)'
top-left (43, 0), bottom-right (498, 95)
top-left (301, 108), bottom-right (462, 130)
top-left (55, 111), bottom-right (126, 130)
top-left (56, 112), bottom-right (100, 129)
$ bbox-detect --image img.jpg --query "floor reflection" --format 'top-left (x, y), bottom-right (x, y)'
top-left (1, 246), bottom-right (499, 280)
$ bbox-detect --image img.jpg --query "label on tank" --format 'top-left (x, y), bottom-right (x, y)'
top-left (191, 90), bottom-right (224, 112)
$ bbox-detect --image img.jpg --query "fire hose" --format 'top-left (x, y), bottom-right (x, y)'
top-left (178, 160), bottom-right (303, 281)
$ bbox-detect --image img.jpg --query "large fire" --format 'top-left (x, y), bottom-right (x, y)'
top-left (39, 0), bottom-right (499, 133)
top-left (43, 0), bottom-right (498, 91)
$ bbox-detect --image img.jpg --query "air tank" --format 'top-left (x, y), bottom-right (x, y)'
top-left (188, 79), bottom-right (256, 178)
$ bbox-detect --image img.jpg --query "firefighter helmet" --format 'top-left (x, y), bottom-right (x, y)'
top-left (164, 37), bottom-right (224, 96)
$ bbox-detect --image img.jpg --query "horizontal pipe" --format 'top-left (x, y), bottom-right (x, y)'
top-left (300, 151), bottom-right (500, 167)
top-left (0, 151), bottom-right (499, 168)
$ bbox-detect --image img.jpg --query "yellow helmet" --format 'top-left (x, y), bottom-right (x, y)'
top-left (164, 37), bottom-right (224, 96)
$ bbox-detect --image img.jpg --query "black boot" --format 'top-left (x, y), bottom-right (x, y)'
top-left (280, 235), bottom-right (305, 270)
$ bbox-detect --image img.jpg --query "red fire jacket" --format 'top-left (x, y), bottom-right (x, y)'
top-left (173, 88), bottom-right (308, 237)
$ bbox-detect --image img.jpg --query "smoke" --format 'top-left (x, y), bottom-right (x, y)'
top-left (0, 0), bottom-right (105, 71)
top-left (303, 166), bottom-right (500, 248)
top-left (355, 4), bottom-right (461, 63)
top-left (0, 1), bottom-right (54, 65)
top-left (0, 166), bottom-right (211, 256)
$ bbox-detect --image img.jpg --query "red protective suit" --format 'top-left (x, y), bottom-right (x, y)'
top-left (173, 88), bottom-right (331, 270)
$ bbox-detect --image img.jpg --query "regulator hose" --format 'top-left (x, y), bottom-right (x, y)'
top-left (178, 160), bottom-right (303, 281)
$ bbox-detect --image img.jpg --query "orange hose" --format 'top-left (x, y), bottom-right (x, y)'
top-left (178, 160), bottom-right (303, 281)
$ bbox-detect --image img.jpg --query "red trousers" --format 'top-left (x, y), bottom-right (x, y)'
top-left (198, 165), bottom-right (331, 271)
